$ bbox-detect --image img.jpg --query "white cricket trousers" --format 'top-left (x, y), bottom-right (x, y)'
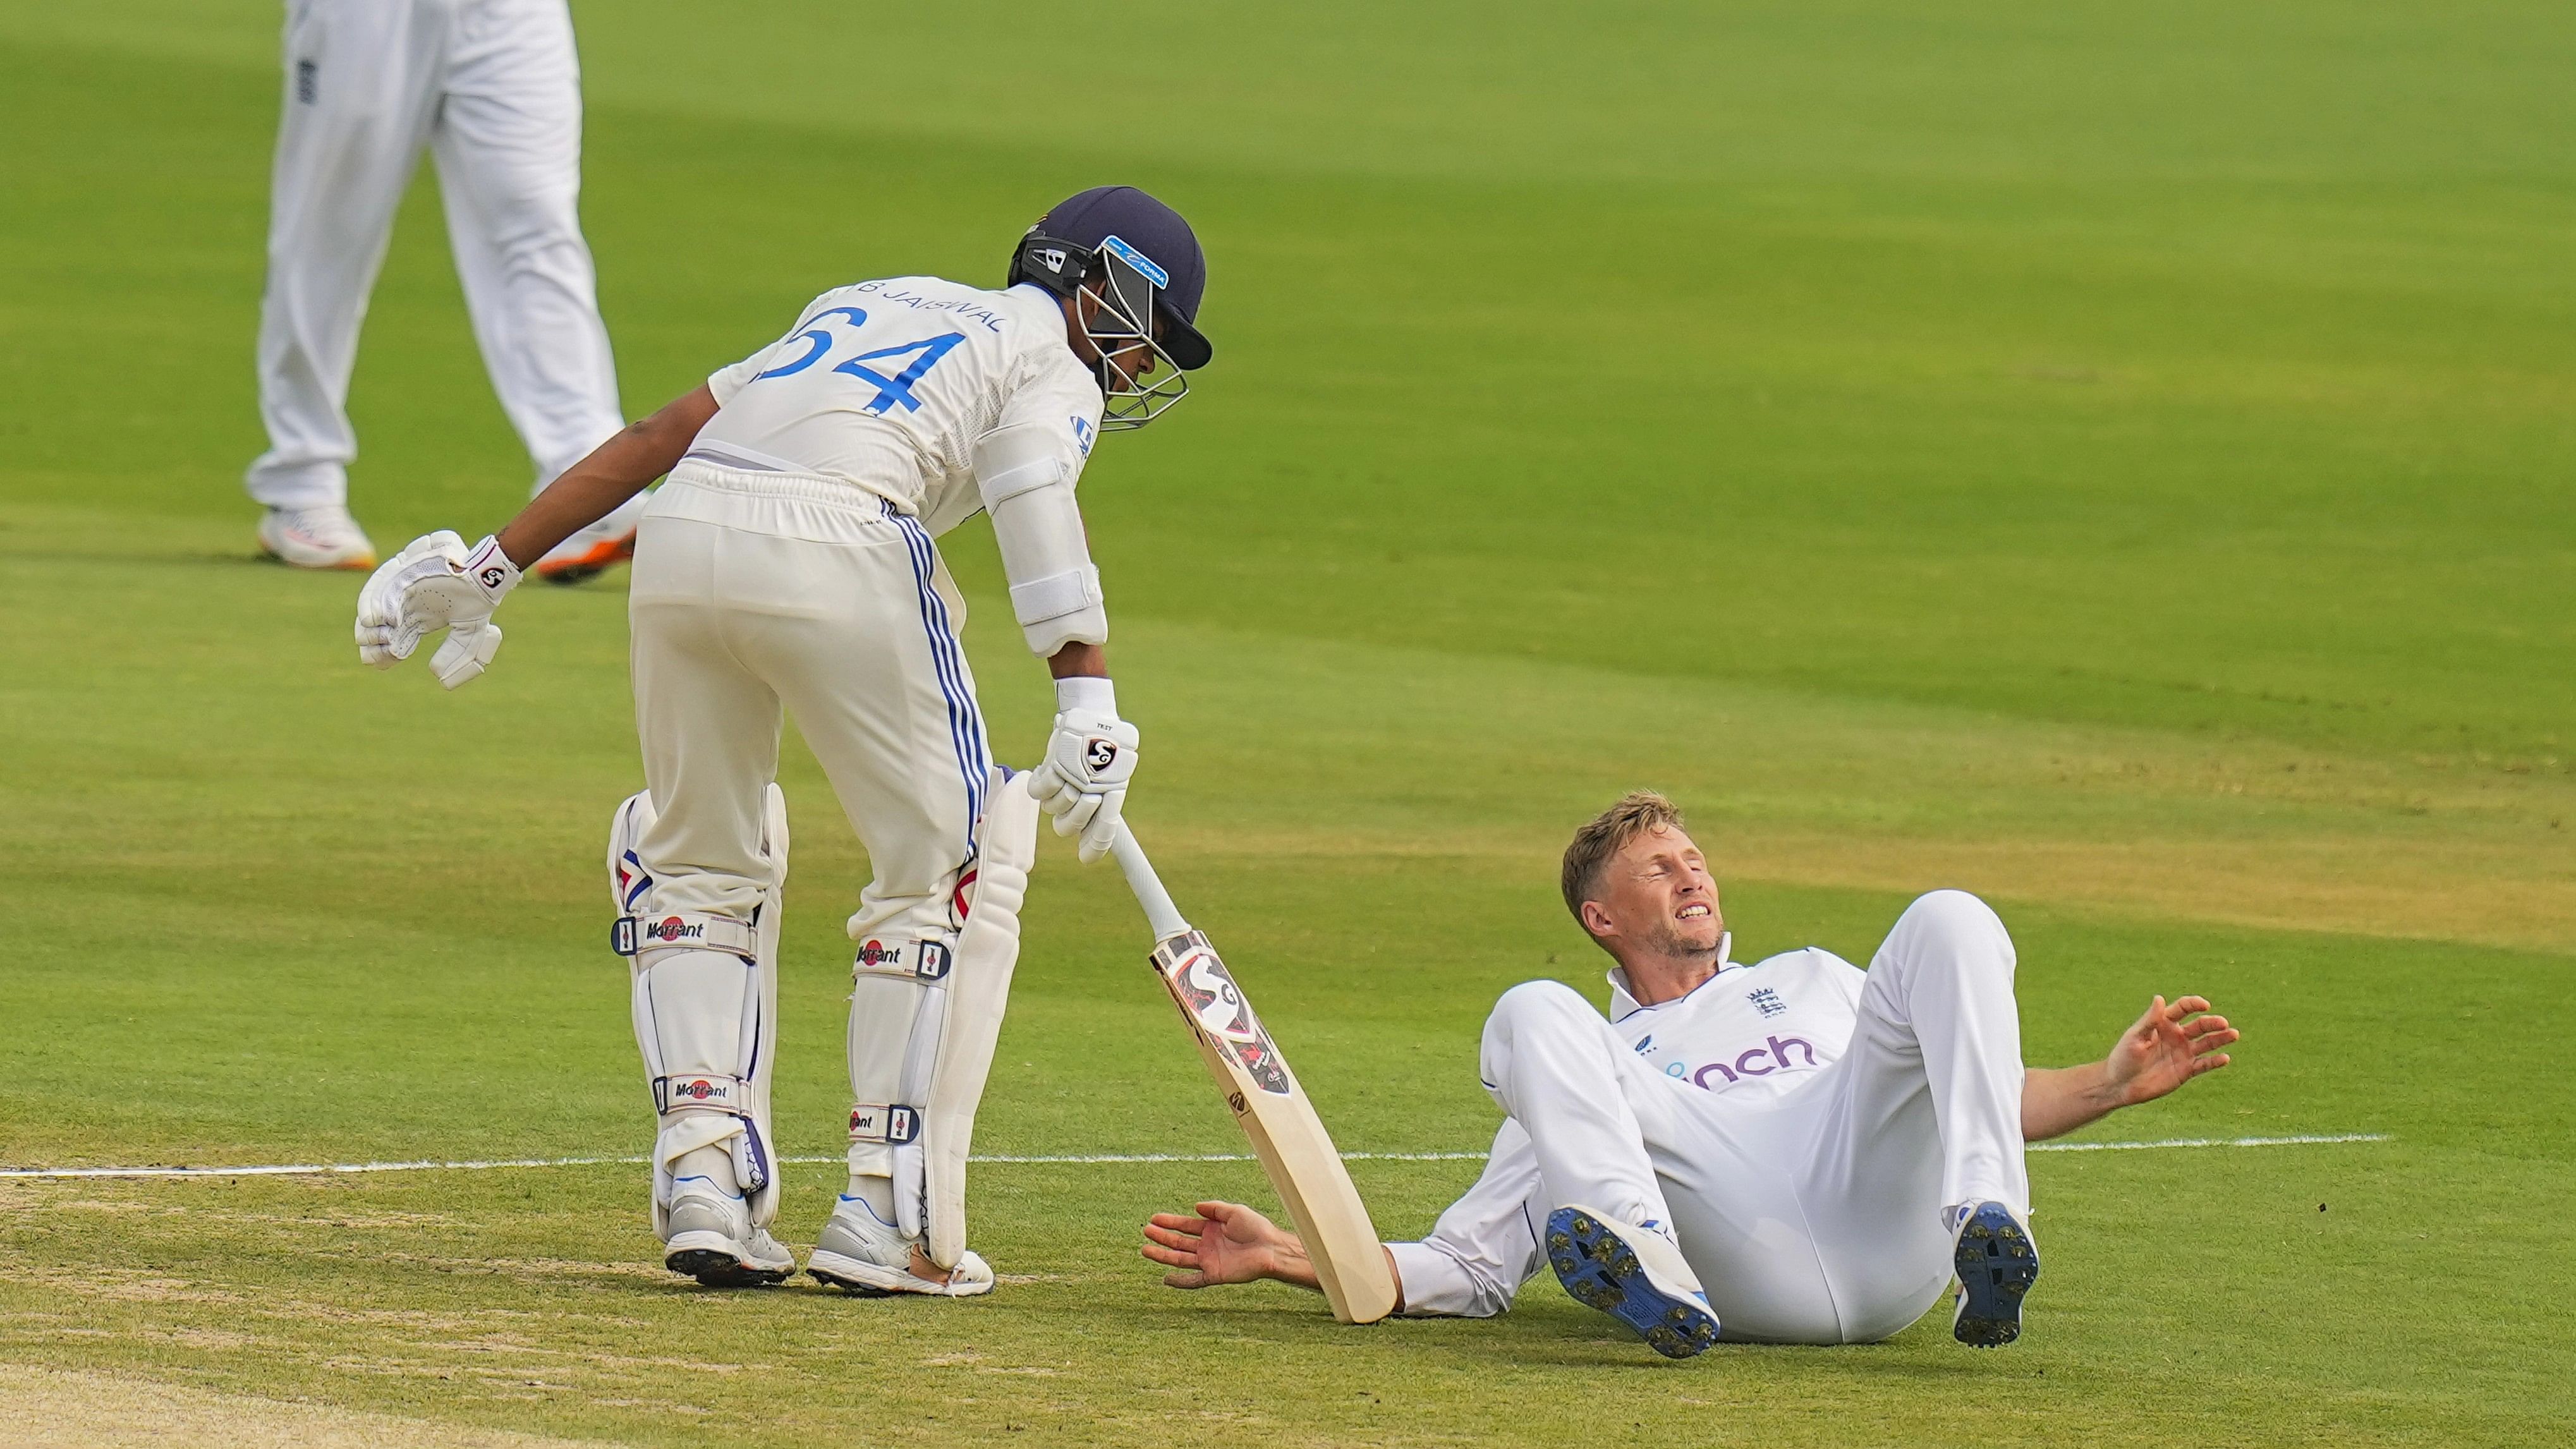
top-left (246, 0), bottom-right (623, 509)
top-left (625, 463), bottom-right (992, 943)
top-left (1483, 891), bottom-right (2030, 1343)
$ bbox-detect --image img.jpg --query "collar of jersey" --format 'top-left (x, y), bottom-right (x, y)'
top-left (1605, 959), bottom-right (1741, 1024)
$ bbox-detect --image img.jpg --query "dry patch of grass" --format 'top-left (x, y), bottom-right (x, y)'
top-left (0, 1365), bottom-right (617, 1448)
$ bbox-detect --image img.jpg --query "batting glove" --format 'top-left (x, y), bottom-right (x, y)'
top-left (355, 531), bottom-right (521, 689)
top-left (1028, 698), bottom-right (1139, 864)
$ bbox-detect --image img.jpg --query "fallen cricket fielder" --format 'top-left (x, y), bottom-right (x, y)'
top-left (1142, 791), bottom-right (2240, 1355)
top-left (355, 186), bottom-right (1215, 1295)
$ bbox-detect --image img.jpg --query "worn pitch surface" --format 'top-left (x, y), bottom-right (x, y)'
top-left (2, 3), bottom-right (2570, 1445)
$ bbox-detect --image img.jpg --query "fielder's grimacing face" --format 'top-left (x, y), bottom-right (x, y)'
top-left (1585, 825), bottom-right (1725, 963)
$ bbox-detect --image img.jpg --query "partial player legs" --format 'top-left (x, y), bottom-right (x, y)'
top-left (626, 517), bottom-right (791, 923)
top-left (247, 0), bottom-right (447, 528)
top-left (739, 505), bottom-right (997, 1269)
top-left (1481, 980), bottom-right (1845, 1343)
top-left (1481, 983), bottom-right (1723, 1354)
top-left (1868, 890), bottom-right (2030, 1218)
top-left (1479, 981), bottom-right (1689, 1237)
top-left (607, 787), bottom-right (794, 1287)
top-left (431, 0), bottom-right (626, 503)
top-left (631, 469), bottom-right (1018, 1292)
top-left (1790, 890), bottom-right (2036, 1342)
top-left (620, 502), bottom-right (808, 1284)
top-left (249, 0), bottom-right (625, 573)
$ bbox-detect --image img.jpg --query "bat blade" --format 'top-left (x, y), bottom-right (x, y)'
top-left (1148, 928), bottom-right (1400, 1326)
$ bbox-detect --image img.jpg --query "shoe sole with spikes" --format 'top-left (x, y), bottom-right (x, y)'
top-left (1951, 1202), bottom-right (2040, 1347)
top-left (1544, 1207), bottom-right (1720, 1359)
top-left (664, 1230), bottom-right (793, 1288)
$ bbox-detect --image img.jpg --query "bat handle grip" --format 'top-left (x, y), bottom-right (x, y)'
top-left (1108, 823), bottom-right (1192, 942)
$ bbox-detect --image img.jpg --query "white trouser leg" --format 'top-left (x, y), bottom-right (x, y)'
top-left (627, 519), bottom-right (786, 924)
top-left (431, 0), bottom-right (623, 488)
top-left (1789, 890), bottom-right (2029, 1340)
top-left (617, 583), bottom-right (788, 1237)
top-left (1478, 981), bottom-right (1684, 1235)
top-left (1483, 981), bottom-right (1852, 1343)
top-left (778, 507), bottom-right (990, 1235)
top-left (629, 471), bottom-right (991, 1236)
top-left (246, 0), bottom-right (446, 509)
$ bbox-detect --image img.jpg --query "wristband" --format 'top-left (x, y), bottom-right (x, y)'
top-left (459, 535), bottom-right (522, 605)
top-left (1054, 675), bottom-right (1116, 717)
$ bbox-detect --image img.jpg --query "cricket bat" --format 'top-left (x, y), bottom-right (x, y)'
top-left (1107, 823), bottom-right (1401, 1325)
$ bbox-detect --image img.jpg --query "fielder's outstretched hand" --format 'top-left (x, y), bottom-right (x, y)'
top-left (355, 531), bottom-right (520, 689)
top-left (1142, 1200), bottom-right (1318, 1292)
top-left (2105, 995), bottom-right (2238, 1107)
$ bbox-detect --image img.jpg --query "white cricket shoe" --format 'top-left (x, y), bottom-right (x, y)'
top-left (534, 493), bottom-right (646, 585)
top-left (257, 505), bottom-right (377, 571)
top-left (662, 1182), bottom-right (797, 1288)
top-left (808, 1195), bottom-right (995, 1297)
top-left (1544, 1204), bottom-right (1721, 1359)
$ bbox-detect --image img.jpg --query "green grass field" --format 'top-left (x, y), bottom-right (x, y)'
top-left (3, 2), bottom-right (2572, 1444)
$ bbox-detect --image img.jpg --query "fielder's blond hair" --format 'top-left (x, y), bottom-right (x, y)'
top-left (1561, 791), bottom-right (1686, 934)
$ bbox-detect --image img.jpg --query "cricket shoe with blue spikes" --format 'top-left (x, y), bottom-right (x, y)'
top-left (661, 1169), bottom-right (797, 1288)
top-left (1948, 1201), bottom-right (2040, 1347)
top-left (1545, 1205), bottom-right (1721, 1359)
top-left (808, 1194), bottom-right (995, 1297)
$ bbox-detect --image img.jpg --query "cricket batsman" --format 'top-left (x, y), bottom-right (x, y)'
top-left (1143, 792), bottom-right (2240, 1355)
top-left (352, 186), bottom-right (1214, 1295)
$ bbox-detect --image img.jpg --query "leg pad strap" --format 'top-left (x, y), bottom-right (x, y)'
top-left (852, 937), bottom-right (951, 981)
top-left (849, 1102), bottom-right (922, 1145)
top-left (616, 911), bottom-right (760, 961)
top-left (655, 1072), bottom-right (751, 1116)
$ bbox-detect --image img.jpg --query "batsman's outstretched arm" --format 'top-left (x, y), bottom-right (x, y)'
top-left (2023, 994), bottom-right (2239, 1142)
top-left (357, 386), bottom-right (717, 689)
top-left (494, 385), bottom-right (718, 567)
top-left (1143, 1201), bottom-right (1404, 1307)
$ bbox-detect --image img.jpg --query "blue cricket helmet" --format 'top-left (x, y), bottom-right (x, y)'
top-left (1008, 186), bottom-right (1212, 371)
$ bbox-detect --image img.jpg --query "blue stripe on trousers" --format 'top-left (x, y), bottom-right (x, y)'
top-left (883, 501), bottom-right (988, 856)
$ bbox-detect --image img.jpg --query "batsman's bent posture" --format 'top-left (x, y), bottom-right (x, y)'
top-left (1144, 792), bottom-right (2239, 1355)
top-left (355, 187), bottom-right (1215, 1294)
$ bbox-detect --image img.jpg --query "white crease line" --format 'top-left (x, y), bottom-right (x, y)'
top-left (1, 1156), bottom-right (646, 1180)
top-left (2030, 1132), bottom-right (2389, 1153)
top-left (0, 1137), bottom-right (2379, 1181)
top-left (959, 1152), bottom-right (1492, 1165)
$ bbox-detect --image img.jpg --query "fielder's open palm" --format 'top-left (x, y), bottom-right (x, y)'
top-left (1142, 1201), bottom-right (1301, 1290)
top-left (2106, 995), bottom-right (2239, 1106)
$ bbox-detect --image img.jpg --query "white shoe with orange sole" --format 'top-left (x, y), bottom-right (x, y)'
top-left (257, 505), bottom-right (377, 571)
top-left (535, 494), bottom-right (647, 584)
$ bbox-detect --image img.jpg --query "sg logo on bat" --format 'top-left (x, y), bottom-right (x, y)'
top-left (1155, 935), bottom-right (1292, 1096)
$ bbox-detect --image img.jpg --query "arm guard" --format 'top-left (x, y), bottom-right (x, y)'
top-left (975, 423), bottom-right (1107, 657)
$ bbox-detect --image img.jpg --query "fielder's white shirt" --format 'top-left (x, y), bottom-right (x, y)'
top-left (696, 277), bottom-right (1104, 535)
top-left (1387, 949), bottom-right (1866, 1317)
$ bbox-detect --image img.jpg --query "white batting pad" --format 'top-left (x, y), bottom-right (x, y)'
top-left (924, 766), bottom-right (1042, 1268)
top-left (611, 785), bottom-right (789, 1233)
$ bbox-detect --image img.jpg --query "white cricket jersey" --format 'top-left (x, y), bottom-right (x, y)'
top-left (1387, 949), bottom-right (1867, 1318)
top-left (695, 277), bottom-right (1104, 535)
